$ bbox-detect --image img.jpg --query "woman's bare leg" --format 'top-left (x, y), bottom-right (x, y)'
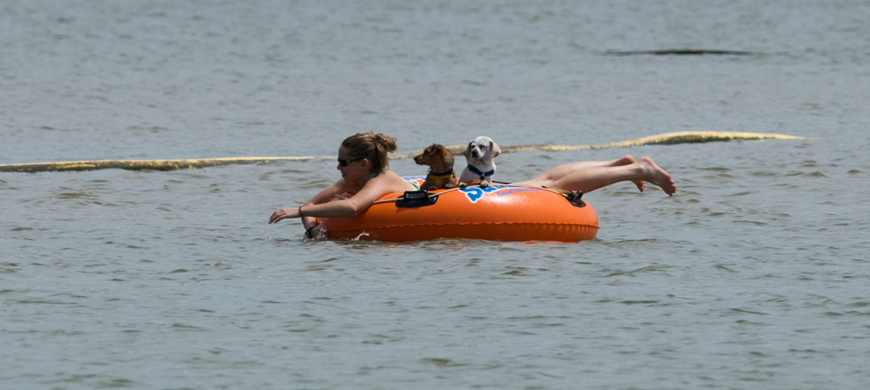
top-left (516, 156), bottom-right (675, 195)
top-left (522, 155), bottom-right (645, 192)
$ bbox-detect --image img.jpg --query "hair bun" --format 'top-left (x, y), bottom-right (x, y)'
top-left (372, 133), bottom-right (398, 153)
top-left (341, 131), bottom-right (397, 173)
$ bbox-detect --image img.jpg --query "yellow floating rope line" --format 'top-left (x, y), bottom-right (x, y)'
top-left (392, 131), bottom-right (807, 158)
top-left (0, 156), bottom-right (314, 173)
top-left (0, 131), bottom-right (806, 173)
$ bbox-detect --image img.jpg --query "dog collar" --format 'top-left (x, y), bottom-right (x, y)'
top-left (427, 169), bottom-right (456, 181)
top-left (466, 165), bottom-right (494, 180)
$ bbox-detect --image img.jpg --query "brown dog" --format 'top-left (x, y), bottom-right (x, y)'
top-left (413, 144), bottom-right (458, 191)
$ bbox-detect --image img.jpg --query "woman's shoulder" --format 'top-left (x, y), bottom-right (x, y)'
top-left (372, 170), bottom-right (415, 190)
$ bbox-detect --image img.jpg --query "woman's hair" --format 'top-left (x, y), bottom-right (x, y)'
top-left (341, 132), bottom-right (397, 173)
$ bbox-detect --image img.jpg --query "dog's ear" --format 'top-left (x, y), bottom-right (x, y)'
top-left (443, 146), bottom-right (454, 166)
top-left (463, 142), bottom-right (472, 158)
top-left (489, 140), bottom-right (501, 158)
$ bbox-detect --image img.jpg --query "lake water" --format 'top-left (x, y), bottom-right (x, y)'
top-left (2, 0), bottom-right (869, 389)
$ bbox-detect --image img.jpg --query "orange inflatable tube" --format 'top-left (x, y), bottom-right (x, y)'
top-left (320, 178), bottom-right (598, 242)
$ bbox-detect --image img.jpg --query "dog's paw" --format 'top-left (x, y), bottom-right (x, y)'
top-left (480, 180), bottom-right (490, 188)
top-left (458, 182), bottom-right (468, 189)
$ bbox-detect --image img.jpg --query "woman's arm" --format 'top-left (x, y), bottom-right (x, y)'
top-left (269, 172), bottom-right (411, 225)
top-left (299, 175), bottom-right (394, 217)
top-left (268, 175), bottom-right (398, 224)
top-left (297, 179), bottom-right (345, 229)
top-left (268, 179), bottom-right (346, 224)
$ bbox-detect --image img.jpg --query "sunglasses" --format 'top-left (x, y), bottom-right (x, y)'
top-left (337, 157), bottom-right (362, 167)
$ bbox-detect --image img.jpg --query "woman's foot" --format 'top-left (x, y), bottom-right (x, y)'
top-left (613, 155), bottom-right (645, 192)
top-left (638, 157), bottom-right (676, 196)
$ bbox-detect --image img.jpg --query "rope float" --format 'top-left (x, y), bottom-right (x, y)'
top-left (393, 131), bottom-right (807, 158)
top-left (0, 156), bottom-right (314, 173)
top-left (0, 131), bottom-right (806, 173)
top-left (602, 49), bottom-right (758, 56)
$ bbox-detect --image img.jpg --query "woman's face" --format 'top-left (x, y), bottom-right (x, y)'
top-left (337, 146), bottom-right (368, 181)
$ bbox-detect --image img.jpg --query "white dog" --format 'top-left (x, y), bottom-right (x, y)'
top-left (458, 136), bottom-right (501, 188)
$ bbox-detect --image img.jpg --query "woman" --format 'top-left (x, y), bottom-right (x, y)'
top-left (269, 132), bottom-right (676, 237)
top-left (268, 132), bottom-right (416, 237)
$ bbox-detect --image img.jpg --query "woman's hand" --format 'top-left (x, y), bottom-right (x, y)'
top-left (268, 207), bottom-right (299, 224)
top-left (305, 223), bottom-right (326, 239)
